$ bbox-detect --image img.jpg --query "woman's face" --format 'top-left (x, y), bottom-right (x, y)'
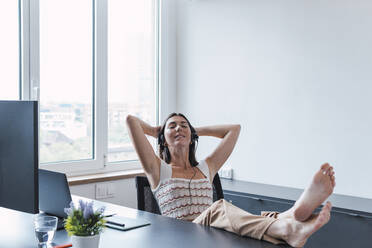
top-left (163, 115), bottom-right (192, 148)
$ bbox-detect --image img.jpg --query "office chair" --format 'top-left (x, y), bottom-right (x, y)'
top-left (135, 173), bottom-right (224, 215)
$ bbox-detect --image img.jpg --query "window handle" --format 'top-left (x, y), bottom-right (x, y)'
top-left (31, 79), bottom-right (39, 101)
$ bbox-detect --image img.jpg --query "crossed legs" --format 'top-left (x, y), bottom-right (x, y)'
top-left (193, 163), bottom-right (336, 248)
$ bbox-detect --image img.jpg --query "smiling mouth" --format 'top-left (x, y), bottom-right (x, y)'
top-left (175, 135), bottom-right (185, 139)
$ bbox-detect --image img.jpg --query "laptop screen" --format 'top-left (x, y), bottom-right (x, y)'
top-left (39, 169), bottom-right (72, 218)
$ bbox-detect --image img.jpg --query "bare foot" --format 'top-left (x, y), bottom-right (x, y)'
top-left (285, 202), bottom-right (332, 247)
top-left (293, 163), bottom-right (335, 222)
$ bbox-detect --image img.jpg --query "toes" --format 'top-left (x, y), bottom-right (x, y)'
top-left (321, 163), bottom-right (330, 171)
top-left (320, 201), bottom-right (332, 211)
top-left (330, 170), bottom-right (336, 183)
top-left (331, 176), bottom-right (336, 186)
top-left (325, 166), bottom-right (334, 176)
top-left (318, 203), bottom-right (332, 222)
top-left (325, 201), bottom-right (332, 210)
top-left (329, 170), bottom-right (336, 187)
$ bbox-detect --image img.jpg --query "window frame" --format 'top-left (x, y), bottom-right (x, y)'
top-left (20, 0), bottom-right (161, 176)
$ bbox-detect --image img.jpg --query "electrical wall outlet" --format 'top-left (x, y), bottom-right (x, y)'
top-left (95, 184), bottom-right (107, 199)
top-left (219, 167), bottom-right (233, 179)
top-left (95, 183), bottom-right (116, 199)
top-left (225, 168), bottom-right (233, 179)
top-left (107, 183), bottom-right (115, 197)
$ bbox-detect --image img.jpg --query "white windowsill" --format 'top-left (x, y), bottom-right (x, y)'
top-left (68, 168), bottom-right (145, 186)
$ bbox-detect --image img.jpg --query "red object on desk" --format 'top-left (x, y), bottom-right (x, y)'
top-left (53, 244), bottom-right (72, 248)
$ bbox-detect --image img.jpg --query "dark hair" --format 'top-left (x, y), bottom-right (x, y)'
top-left (157, 113), bottom-right (199, 167)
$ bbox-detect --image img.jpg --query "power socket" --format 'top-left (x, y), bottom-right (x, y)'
top-left (95, 183), bottom-right (115, 199)
top-left (219, 168), bottom-right (233, 179)
top-left (95, 184), bottom-right (107, 199)
top-left (225, 168), bottom-right (233, 179)
top-left (107, 183), bottom-right (115, 198)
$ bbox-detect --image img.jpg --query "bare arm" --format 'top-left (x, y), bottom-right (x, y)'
top-left (126, 115), bottom-right (161, 187)
top-left (196, 124), bottom-right (241, 179)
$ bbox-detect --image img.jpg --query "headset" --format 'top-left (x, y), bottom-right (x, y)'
top-left (190, 129), bottom-right (199, 144)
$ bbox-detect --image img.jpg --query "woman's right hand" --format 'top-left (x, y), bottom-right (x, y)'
top-left (152, 126), bottom-right (161, 138)
top-left (127, 115), bottom-right (159, 139)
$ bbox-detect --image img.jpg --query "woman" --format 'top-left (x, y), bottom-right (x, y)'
top-left (126, 113), bottom-right (335, 247)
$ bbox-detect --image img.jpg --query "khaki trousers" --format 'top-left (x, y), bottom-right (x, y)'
top-left (193, 199), bottom-right (284, 245)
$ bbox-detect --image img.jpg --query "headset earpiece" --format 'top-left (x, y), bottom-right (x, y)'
top-left (191, 132), bottom-right (199, 143)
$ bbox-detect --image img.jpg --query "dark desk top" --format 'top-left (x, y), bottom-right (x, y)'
top-left (0, 196), bottom-right (287, 248)
top-left (221, 178), bottom-right (372, 214)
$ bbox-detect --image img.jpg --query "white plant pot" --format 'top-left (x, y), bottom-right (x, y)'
top-left (71, 234), bottom-right (101, 248)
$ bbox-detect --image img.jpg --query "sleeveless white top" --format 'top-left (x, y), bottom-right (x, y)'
top-left (152, 160), bottom-right (213, 221)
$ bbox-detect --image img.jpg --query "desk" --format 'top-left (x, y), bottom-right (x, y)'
top-left (0, 196), bottom-right (288, 248)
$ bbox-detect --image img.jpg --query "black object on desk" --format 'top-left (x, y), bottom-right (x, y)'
top-left (105, 215), bottom-right (150, 231)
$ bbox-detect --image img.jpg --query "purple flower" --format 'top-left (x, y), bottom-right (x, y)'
top-left (64, 200), bottom-right (105, 221)
top-left (79, 199), bottom-right (86, 213)
top-left (83, 201), bottom-right (94, 220)
top-left (64, 201), bottom-right (75, 216)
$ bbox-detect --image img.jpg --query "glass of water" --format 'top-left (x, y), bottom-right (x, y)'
top-left (34, 215), bottom-right (58, 247)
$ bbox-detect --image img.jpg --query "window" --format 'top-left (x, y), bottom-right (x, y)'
top-left (34, 0), bottom-right (158, 173)
top-left (2, 0), bottom-right (159, 173)
top-left (39, 0), bottom-right (94, 163)
top-left (107, 0), bottom-right (157, 163)
top-left (0, 1), bottom-right (20, 100)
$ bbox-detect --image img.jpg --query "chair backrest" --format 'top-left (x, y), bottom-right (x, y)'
top-left (212, 173), bottom-right (224, 202)
top-left (135, 173), bottom-right (224, 215)
top-left (135, 176), bottom-right (161, 214)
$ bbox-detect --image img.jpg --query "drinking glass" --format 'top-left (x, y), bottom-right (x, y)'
top-left (34, 215), bottom-right (58, 248)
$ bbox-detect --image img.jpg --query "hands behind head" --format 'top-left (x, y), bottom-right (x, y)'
top-left (153, 126), bottom-right (161, 138)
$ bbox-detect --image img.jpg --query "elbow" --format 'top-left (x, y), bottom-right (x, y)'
top-left (234, 124), bottom-right (241, 133)
top-left (223, 124), bottom-right (241, 138)
top-left (126, 115), bottom-right (135, 126)
top-left (233, 124), bottom-right (241, 137)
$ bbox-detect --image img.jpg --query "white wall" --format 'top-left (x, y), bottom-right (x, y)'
top-left (175, 0), bottom-right (372, 199)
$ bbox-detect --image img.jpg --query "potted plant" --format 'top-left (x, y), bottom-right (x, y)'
top-left (64, 200), bottom-right (106, 248)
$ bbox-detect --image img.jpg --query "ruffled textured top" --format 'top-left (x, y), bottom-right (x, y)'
top-left (152, 159), bottom-right (213, 221)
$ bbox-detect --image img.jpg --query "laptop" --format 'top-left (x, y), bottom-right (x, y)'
top-left (39, 169), bottom-right (72, 229)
